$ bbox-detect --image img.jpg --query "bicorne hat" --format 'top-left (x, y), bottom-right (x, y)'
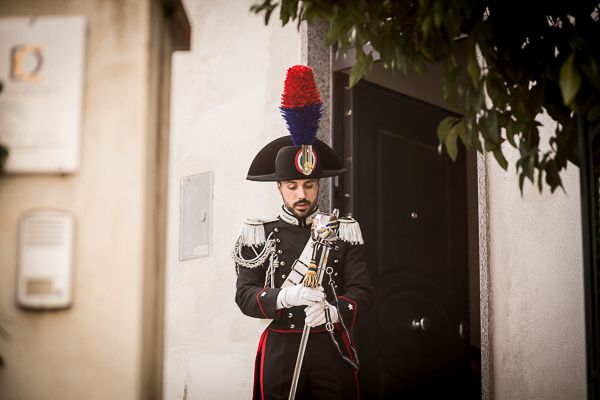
top-left (247, 65), bottom-right (346, 182)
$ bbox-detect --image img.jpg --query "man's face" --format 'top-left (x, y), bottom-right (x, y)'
top-left (277, 179), bottom-right (320, 219)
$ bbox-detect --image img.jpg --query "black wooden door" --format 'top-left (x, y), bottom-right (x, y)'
top-left (337, 78), bottom-right (475, 399)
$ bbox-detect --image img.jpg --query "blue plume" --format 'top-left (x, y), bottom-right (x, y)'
top-left (280, 103), bottom-right (322, 146)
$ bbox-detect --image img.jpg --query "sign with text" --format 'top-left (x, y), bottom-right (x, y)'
top-left (0, 16), bottom-right (86, 174)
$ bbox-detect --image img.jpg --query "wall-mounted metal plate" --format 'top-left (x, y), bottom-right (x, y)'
top-left (179, 172), bottom-right (213, 261)
top-left (17, 209), bottom-right (75, 309)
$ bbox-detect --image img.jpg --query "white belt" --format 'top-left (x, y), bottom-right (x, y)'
top-left (281, 237), bottom-right (315, 288)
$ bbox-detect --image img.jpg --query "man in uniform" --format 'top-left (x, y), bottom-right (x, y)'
top-left (233, 65), bottom-right (373, 400)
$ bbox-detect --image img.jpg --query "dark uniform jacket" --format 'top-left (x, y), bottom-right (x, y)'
top-left (235, 207), bottom-right (373, 333)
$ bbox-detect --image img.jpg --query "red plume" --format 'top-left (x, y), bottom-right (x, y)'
top-left (281, 65), bottom-right (323, 109)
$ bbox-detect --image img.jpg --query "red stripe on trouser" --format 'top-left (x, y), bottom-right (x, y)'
top-left (252, 329), bottom-right (269, 400)
top-left (340, 331), bottom-right (360, 400)
top-left (260, 330), bottom-right (269, 400)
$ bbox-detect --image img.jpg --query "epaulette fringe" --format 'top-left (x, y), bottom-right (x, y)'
top-left (237, 218), bottom-right (277, 246)
top-left (338, 217), bottom-right (364, 245)
top-left (238, 219), bottom-right (266, 246)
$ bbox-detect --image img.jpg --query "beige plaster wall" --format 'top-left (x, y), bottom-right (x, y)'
top-left (488, 114), bottom-right (587, 399)
top-left (162, 1), bottom-right (301, 398)
top-left (0, 1), bottom-right (156, 399)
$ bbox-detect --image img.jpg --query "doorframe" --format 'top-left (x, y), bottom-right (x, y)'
top-left (142, 1), bottom-right (190, 399)
top-left (477, 152), bottom-right (493, 400)
top-left (302, 32), bottom-right (493, 399)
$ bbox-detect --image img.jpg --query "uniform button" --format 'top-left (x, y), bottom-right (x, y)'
top-left (288, 312), bottom-right (293, 318)
top-left (278, 250), bottom-right (283, 254)
top-left (290, 324), bottom-right (295, 329)
top-left (276, 238), bottom-right (281, 243)
top-left (334, 285), bottom-right (338, 289)
top-left (334, 246), bottom-right (339, 251)
top-left (334, 272), bottom-right (338, 276)
top-left (280, 261), bottom-right (285, 266)
top-left (274, 228), bottom-right (280, 232)
top-left (261, 292), bottom-right (267, 297)
top-left (333, 259), bottom-right (339, 264)
top-left (281, 274), bottom-right (286, 278)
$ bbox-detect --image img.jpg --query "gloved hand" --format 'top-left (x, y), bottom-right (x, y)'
top-left (304, 300), bottom-right (339, 327)
top-left (276, 284), bottom-right (325, 309)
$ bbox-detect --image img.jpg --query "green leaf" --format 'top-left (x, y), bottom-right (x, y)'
top-left (325, 15), bottom-right (351, 46)
top-left (422, 14), bottom-right (432, 38)
top-left (519, 172), bottom-right (525, 193)
top-left (437, 116), bottom-right (461, 160)
top-left (483, 139), bottom-right (498, 152)
top-left (484, 110), bottom-right (500, 142)
top-left (443, 66), bottom-right (460, 107)
top-left (467, 51), bottom-right (480, 88)
top-left (465, 118), bottom-right (479, 148)
top-left (506, 127), bottom-right (519, 148)
top-left (492, 147), bottom-right (508, 170)
top-left (250, 1), bottom-right (278, 25)
top-left (348, 49), bottom-right (374, 87)
top-left (523, 154), bottom-right (535, 182)
top-left (437, 116), bottom-right (457, 140)
top-left (453, 119), bottom-right (467, 146)
top-left (469, 86), bottom-right (484, 112)
top-left (264, 8), bottom-right (274, 25)
top-left (485, 74), bottom-right (507, 109)
top-left (445, 129), bottom-right (459, 160)
top-left (279, 0), bottom-right (298, 25)
top-left (474, 138), bottom-right (483, 153)
top-left (559, 52), bottom-right (582, 106)
top-left (545, 160), bottom-right (562, 193)
top-left (442, 120), bottom-right (462, 161)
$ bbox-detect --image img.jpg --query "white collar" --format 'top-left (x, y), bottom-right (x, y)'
top-left (279, 205), bottom-right (319, 227)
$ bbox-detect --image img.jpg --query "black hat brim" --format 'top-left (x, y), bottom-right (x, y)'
top-left (247, 136), bottom-right (346, 181)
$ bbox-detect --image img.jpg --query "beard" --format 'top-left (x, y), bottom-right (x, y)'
top-left (285, 198), bottom-right (316, 219)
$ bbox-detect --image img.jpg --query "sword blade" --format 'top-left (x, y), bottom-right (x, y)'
top-left (288, 324), bottom-right (310, 400)
top-left (288, 244), bottom-right (331, 400)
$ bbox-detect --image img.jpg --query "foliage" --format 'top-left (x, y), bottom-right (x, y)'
top-left (251, 0), bottom-right (600, 192)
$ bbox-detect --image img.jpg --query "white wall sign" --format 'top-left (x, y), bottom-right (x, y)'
top-left (0, 16), bottom-right (86, 174)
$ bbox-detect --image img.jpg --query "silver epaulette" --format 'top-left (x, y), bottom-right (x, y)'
top-left (338, 217), bottom-right (364, 245)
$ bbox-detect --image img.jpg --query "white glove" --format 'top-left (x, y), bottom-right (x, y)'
top-left (304, 301), bottom-right (339, 327)
top-left (276, 285), bottom-right (325, 309)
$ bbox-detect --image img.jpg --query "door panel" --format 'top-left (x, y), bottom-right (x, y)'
top-left (342, 79), bottom-right (474, 399)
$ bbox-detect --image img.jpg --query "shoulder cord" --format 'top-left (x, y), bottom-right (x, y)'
top-left (232, 232), bottom-right (276, 276)
top-left (265, 250), bottom-right (279, 288)
top-left (324, 266), bottom-right (360, 370)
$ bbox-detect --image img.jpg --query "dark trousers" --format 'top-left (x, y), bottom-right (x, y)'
top-left (254, 329), bottom-right (359, 400)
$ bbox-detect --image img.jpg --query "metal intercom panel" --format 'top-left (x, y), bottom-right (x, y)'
top-left (180, 172), bottom-right (213, 261)
top-left (17, 209), bottom-right (75, 309)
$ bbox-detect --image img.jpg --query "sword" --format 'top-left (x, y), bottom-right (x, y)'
top-left (288, 210), bottom-right (339, 400)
